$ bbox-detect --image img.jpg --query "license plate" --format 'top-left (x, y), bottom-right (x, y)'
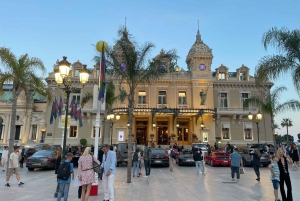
top-left (224, 161), bottom-right (228, 162)
top-left (123, 159), bottom-right (127, 161)
top-left (155, 160), bottom-right (162, 163)
top-left (34, 163), bottom-right (41, 166)
top-left (186, 159), bottom-right (194, 161)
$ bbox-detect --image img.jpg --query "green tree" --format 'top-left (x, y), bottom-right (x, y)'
top-left (281, 118), bottom-right (293, 142)
top-left (0, 47), bottom-right (51, 172)
top-left (255, 27), bottom-right (300, 92)
top-left (105, 27), bottom-right (178, 183)
top-left (244, 86), bottom-right (300, 149)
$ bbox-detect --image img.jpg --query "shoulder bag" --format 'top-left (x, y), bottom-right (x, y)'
top-left (91, 155), bottom-right (101, 174)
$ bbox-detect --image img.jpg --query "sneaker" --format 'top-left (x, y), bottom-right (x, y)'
top-left (143, 175), bottom-right (148, 178)
top-left (232, 178), bottom-right (235, 181)
top-left (5, 183), bottom-right (10, 187)
top-left (18, 182), bottom-right (24, 186)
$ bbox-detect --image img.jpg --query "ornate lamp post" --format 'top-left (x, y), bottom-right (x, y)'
top-left (107, 113), bottom-right (120, 146)
top-left (248, 111), bottom-right (262, 145)
top-left (54, 56), bottom-right (90, 159)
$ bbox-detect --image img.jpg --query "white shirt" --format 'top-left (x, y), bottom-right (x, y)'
top-left (9, 152), bottom-right (20, 168)
top-left (2, 150), bottom-right (9, 159)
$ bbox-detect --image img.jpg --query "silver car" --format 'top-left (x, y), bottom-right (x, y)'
top-left (192, 143), bottom-right (208, 156)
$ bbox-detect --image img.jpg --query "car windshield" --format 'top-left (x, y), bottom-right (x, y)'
top-left (193, 144), bottom-right (207, 148)
top-left (35, 145), bottom-right (44, 148)
top-left (33, 151), bottom-right (52, 157)
top-left (151, 150), bottom-right (165, 154)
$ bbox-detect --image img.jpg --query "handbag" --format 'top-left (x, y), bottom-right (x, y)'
top-left (240, 167), bottom-right (245, 174)
top-left (74, 174), bottom-right (82, 187)
top-left (91, 155), bottom-right (101, 174)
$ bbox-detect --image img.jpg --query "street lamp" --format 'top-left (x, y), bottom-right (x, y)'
top-left (176, 123), bottom-right (180, 128)
top-left (107, 112), bottom-right (120, 146)
top-left (200, 121), bottom-right (205, 130)
top-left (54, 56), bottom-right (90, 159)
top-left (248, 111), bottom-right (262, 144)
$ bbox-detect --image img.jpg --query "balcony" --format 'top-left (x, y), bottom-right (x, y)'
top-left (136, 104), bottom-right (148, 108)
top-left (217, 107), bottom-right (258, 115)
top-left (157, 104), bottom-right (168, 108)
top-left (178, 105), bottom-right (189, 109)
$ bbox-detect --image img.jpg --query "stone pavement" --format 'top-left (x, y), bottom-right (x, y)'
top-left (1, 162), bottom-right (300, 201)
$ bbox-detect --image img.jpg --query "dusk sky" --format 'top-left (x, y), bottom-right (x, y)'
top-left (1, 1), bottom-right (299, 140)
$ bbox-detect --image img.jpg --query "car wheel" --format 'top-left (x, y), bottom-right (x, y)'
top-left (210, 160), bottom-right (214, 167)
top-left (28, 168), bottom-right (34, 171)
top-left (178, 160), bottom-right (182, 166)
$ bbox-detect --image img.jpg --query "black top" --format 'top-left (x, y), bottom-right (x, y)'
top-left (55, 156), bottom-right (61, 174)
top-left (98, 149), bottom-right (104, 163)
top-left (278, 156), bottom-right (289, 175)
top-left (249, 152), bottom-right (260, 166)
top-left (193, 151), bottom-right (203, 161)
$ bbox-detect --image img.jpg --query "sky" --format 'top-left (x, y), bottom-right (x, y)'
top-left (0, 0), bottom-right (299, 140)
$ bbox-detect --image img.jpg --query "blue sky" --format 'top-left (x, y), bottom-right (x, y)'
top-left (1, 0), bottom-right (299, 140)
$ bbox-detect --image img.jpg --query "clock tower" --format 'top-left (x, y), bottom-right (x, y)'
top-left (186, 29), bottom-right (213, 77)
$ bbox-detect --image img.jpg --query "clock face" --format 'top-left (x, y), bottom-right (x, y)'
top-left (198, 64), bottom-right (206, 72)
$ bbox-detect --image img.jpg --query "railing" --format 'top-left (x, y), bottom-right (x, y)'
top-left (217, 107), bottom-right (257, 114)
top-left (178, 105), bottom-right (189, 108)
top-left (136, 104), bottom-right (148, 108)
top-left (157, 104), bottom-right (168, 108)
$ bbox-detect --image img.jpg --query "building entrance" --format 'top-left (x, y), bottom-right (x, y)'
top-left (136, 121), bottom-right (147, 145)
top-left (156, 121), bottom-right (169, 145)
top-left (177, 122), bottom-right (189, 145)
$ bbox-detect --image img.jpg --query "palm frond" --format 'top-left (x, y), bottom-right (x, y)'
top-left (0, 47), bottom-right (18, 70)
top-left (275, 100), bottom-right (300, 114)
top-left (80, 92), bottom-right (93, 107)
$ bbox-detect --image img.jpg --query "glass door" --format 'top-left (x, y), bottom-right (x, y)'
top-left (177, 123), bottom-right (189, 145)
top-left (156, 121), bottom-right (169, 145)
top-left (136, 126), bottom-right (147, 145)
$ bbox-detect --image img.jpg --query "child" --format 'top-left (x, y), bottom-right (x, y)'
top-left (57, 153), bottom-right (74, 201)
top-left (268, 156), bottom-right (280, 201)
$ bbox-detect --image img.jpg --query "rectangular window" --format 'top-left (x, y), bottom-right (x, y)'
top-left (244, 123), bottom-right (252, 139)
top-left (0, 125), bottom-right (4, 140)
top-left (70, 126), bottom-right (77, 138)
top-left (158, 91), bottom-right (167, 104)
top-left (222, 123), bottom-right (230, 139)
top-left (15, 125), bottom-right (21, 140)
top-left (241, 93), bottom-right (249, 107)
top-left (31, 125), bottom-right (37, 140)
top-left (178, 91), bottom-right (187, 105)
top-left (72, 89), bottom-right (81, 105)
top-left (74, 69), bottom-right (79, 77)
top-left (240, 72), bottom-right (246, 81)
top-left (218, 73), bottom-right (225, 80)
top-left (0, 117), bottom-right (3, 140)
top-left (220, 93), bottom-right (228, 108)
top-left (138, 91), bottom-right (146, 104)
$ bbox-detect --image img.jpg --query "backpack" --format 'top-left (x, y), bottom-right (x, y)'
top-left (133, 152), bottom-right (138, 162)
top-left (170, 150), bottom-right (176, 159)
top-left (57, 162), bottom-right (71, 180)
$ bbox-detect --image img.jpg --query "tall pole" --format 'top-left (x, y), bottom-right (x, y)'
top-left (110, 123), bottom-right (113, 146)
top-left (62, 90), bottom-right (71, 160)
top-left (256, 122), bottom-right (260, 144)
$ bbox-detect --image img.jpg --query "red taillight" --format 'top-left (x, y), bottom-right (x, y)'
top-left (45, 158), bottom-right (52, 162)
top-left (26, 159), bottom-right (30, 162)
top-left (164, 155), bottom-right (169, 159)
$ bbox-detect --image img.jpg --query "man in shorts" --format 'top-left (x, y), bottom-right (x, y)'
top-left (5, 146), bottom-right (24, 187)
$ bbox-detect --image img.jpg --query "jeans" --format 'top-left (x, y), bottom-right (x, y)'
top-left (103, 174), bottom-right (115, 201)
top-left (144, 160), bottom-right (151, 176)
top-left (279, 173), bottom-right (293, 201)
top-left (57, 183), bottom-right (70, 201)
top-left (195, 161), bottom-right (205, 174)
top-left (231, 166), bottom-right (240, 179)
top-left (253, 165), bottom-right (260, 178)
top-left (132, 161), bottom-right (139, 175)
top-left (2, 159), bottom-right (7, 171)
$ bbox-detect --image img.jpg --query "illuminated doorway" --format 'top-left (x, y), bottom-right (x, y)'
top-left (156, 121), bottom-right (169, 145)
top-left (177, 122), bottom-right (189, 145)
top-left (136, 121), bottom-right (147, 145)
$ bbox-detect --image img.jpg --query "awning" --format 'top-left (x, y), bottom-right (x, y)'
top-left (222, 123), bottom-right (230, 128)
top-left (245, 123), bottom-right (252, 129)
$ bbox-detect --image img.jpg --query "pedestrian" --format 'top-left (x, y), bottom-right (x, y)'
top-left (101, 144), bottom-right (116, 201)
top-left (277, 148), bottom-right (293, 201)
top-left (57, 152), bottom-right (74, 201)
top-left (168, 146), bottom-right (176, 172)
top-left (193, 148), bottom-right (205, 175)
top-left (132, 149), bottom-right (141, 177)
top-left (268, 155), bottom-right (280, 201)
top-left (98, 147), bottom-right (104, 180)
top-left (54, 148), bottom-right (63, 198)
top-left (78, 147), bottom-right (100, 201)
top-left (5, 146), bottom-right (24, 187)
top-left (19, 146), bottom-right (24, 168)
top-left (2, 146), bottom-right (9, 172)
top-left (229, 148), bottom-right (243, 182)
top-left (249, 148), bottom-right (261, 181)
top-left (143, 144), bottom-right (151, 178)
top-left (291, 144), bottom-right (299, 171)
top-left (90, 145), bottom-right (94, 153)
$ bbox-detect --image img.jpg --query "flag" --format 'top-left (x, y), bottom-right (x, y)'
top-left (74, 108), bottom-right (83, 127)
top-left (73, 103), bottom-right (78, 120)
top-left (98, 42), bottom-right (106, 103)
top-left (58, 94), bottom-right (63, 116)
top-left (50, 101), bottom-right (54, 124)
top-left (53, 97), bottom-right (59, 119)
top-left (69, 99), bottom-right (75, 117)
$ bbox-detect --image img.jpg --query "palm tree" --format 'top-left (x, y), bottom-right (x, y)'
top-left (0, 47), bottom-right (51, 171)
top-left (281, 118), bottom-right (293, 143)
top-left (244, 86), bottom-right (300, 150)
top-left (255, 27), bottom-right (300, 92)
top-left (104, 27), bottom-right (178, 183)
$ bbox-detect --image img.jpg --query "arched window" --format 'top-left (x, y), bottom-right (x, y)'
top-left (0, 117), bottom-right (3, 140)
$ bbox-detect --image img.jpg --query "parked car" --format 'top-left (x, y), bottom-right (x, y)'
top-left (238, 149), bottom-right (271, 167)
top-left (24, 147), bottom-right (37, 159)
top-left (192, 143), bottom-right (208, 155)
top-left (26, 150), bottom-right (56, 171)
top-left (176, 150), bottom-right (195, 166)
top-left (150, 148), bottom-right (169, 167)
top-left (116, 143), bottom-right (136, 167)
top-left (205, 150), bottom-right (231, 167)
top-left (34, 144), bottom-right (50, 151)
top-left (49, 145), bottom-right (61, 151)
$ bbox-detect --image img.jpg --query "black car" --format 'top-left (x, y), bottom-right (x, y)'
top-left (24, 147), bottom-right (37, 159)
top-left (150, 148), bottom-right (169, 167)
top-left (26, 150), bottom-right (56, 171)
top-left (34, 144), bottom-right (50, 151)
top-left (176, 150), bottom-right (195, 166)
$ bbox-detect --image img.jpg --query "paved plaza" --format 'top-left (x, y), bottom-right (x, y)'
top-left (1, 162), bottom-right (300, 201)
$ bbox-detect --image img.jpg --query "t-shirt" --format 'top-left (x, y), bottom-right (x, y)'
top-left (270, 162), bottom-right (280, 181)
top-left (9, 152), bottom-right (20, 168)
top-left (230, 152), bottom-right (242, 167)
top-left (57, 160), bottom-right (74, 184)
top-left (2, 150), bottom-right (9, 159)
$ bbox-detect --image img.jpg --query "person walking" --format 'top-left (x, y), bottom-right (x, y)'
top-left (2, 146), bottom-right (9, 172)
top-left (229, 148), bottom-right (243, 182)
top-left (5, 146), bottom-right (24, 187)
top-left (193, 148), bottom-right (205, 175)
top-left (57, 152), bottom-right (74, 201)
top-left (143, 144), bottom-right (151, 178)
top-left (291, 144), bottom-right (299, 171)
top-left (98, 147), bottom-right (104, 180)
top-left (277, 148), bottom-right (293, 201)
top-left (132, 149), bottom-right (141, 177)
top-left (101, 144), bottom-right (116, 201)
top-left (54, 148), bottom-right (63, 198)
top-left (19, 146), bottom-right (25, 168)
top-left (168, 146), bottom-right (176, 172)
top-left (78, 147), bottom-right (100, 201)
top-left (268, 155), bottom-right (280, 201)
top-left (249, 148), bottom-right (261, 181)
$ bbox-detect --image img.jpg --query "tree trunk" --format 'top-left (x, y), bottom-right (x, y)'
top-left (271, 114), bottom-right (277, 153)
top-left (286, 126), bottom-right (289, 143)
top-left (126, 90), bottom-right (134, 183)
